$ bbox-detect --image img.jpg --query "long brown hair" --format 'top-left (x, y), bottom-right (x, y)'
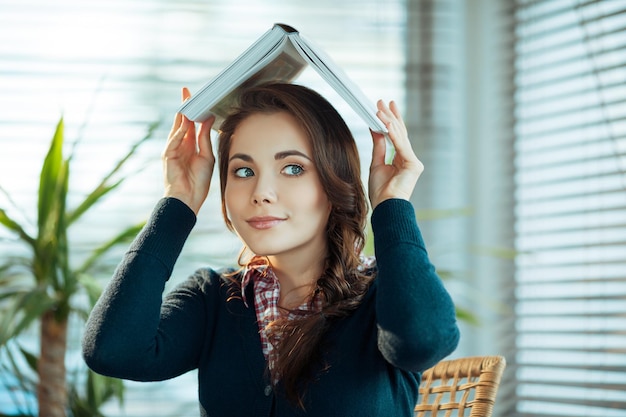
top-left (217, 83), bottom-right (373, 408)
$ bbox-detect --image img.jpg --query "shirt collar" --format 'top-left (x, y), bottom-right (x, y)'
top-left (241, 256), bottom-right (274, 307)
top-left (241, 257), bottom-right (323, 313)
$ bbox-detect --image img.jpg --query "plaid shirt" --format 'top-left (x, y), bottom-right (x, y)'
top-left (241, 258), bottom-right (322, 370)
top-left (241, 256), bottom-right (376, 378)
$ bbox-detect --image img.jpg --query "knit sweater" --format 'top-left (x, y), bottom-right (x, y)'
top-left (82, 197), bottom-right (460, 417)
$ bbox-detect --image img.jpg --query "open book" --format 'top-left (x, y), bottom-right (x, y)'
top-left (178, 23), bottom-right (386, 134)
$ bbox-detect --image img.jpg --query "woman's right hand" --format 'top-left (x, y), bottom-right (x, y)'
top-left (162, 87), bottom-right (216, 215)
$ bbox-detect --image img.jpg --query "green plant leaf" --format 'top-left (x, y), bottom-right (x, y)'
top-left (67, 120), bottom-right (159, 226)
top-left (37, 117), bottom-right (65, 235)
top-left (436, 268), bottom-right (455, 281)
top-left (76, 221), bottom-right (145, 276)
top-left (33, 119), bottom-right (70, 290)
top-left (0, 341), bottom-right (37, 416)
top-left (0, 287), bottom-right (56, 346)
top-left (456, 306), bottom-right (480, 326)
top-left (68, 369), bottom-right (124, 417)
top-left (0, 268), bottom-right (31, 289)
top-left (0, 284), bottom-right (31, 303)
top-left (415, 206), bottom-right (472, 221)
top-left (469, 244), bottom-right (520, 260)
top-left (19, 346), bottom-right (39, 373)
top-left (67, 181), bottom-right (122, 226)
top-left (76, 274), bottom-right (103, 309)
top-left (87, 370), bottom-right (124, 410)
top-left (0, 209), bottom-right (35, 247)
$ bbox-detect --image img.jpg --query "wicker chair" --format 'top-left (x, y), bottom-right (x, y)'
top-left (414, 355), bottom-right (506, 417)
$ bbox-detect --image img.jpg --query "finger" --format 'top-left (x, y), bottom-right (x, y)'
top-left (376, 101), bottom-right (403, 145)
top-left (377, 100), bottom-right (415, 163)
top-left (390, 136), bottom-right (418, 169)
top-left (165, 116), bottom-right (191, 152)
top-left (369, 129), bottom-right (387, 169)
top-left (389, 100), bottom-right (405, 125)
top-left (197, 115), bottom-right (215, 159)
top-left (178, 87), bottom-right (196, 141)
top-left (376, 100), bottom-right (394, 127)
top-left (182, 87), bottom-right (191, 102)
top-left (170, 111), bottom-right (183, 135)
top-left (169, 86), bottom-right (191, 135)
top-left (388, 101), bottom-right (408, 137)
top-left (184, 115), bottom-right (196, 144)
top-left (377, 100), bottom-right (406, 136)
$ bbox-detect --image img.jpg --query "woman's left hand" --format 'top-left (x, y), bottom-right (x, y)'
top-left (368, 100), bottom-right (423, 209)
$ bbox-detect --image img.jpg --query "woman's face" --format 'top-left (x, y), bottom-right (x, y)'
top-left (224, 111), bottom-right (332, 262)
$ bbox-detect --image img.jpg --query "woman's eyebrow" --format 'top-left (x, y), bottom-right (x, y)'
top-left (228, 150), bottom-right (312, 163)
top-left (274, 150), bottom-right (312, 161)
top-left (228, 153), bottom-right (253, 163)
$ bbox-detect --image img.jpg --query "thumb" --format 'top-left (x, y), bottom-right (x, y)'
top-left (370, 130), bottom-right (387, 170)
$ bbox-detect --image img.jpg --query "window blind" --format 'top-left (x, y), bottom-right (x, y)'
top-left (512, 0), bottom-right (626, 416)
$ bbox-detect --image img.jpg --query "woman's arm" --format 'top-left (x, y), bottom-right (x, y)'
top-left (372, 198), bottom-right (460, 372)
top-left (83, 87), bottom-right (218, 380)
top-left (82, 197), bottom-right (212, 381)
top-left (368, 101), bottom-right (459, 371)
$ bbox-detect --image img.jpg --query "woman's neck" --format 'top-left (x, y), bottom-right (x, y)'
top-left (268, 254), bottom-right (324, 310)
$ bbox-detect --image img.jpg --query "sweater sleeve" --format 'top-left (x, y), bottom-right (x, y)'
top-left (82, 197), bottom-right (212, 381)
top-left (372, 198), bottom-right (460, 372)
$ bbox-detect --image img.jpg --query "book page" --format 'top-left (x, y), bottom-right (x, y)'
top-left (211, 46), bottom-right (307, 121)
top-left (291, 34), bottom-right (386, 134)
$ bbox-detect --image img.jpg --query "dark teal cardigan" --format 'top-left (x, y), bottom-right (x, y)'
top-left (82, 198), bottom-right (460, 416)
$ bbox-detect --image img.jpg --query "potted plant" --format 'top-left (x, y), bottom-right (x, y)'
top-left (0, 117), bottom-right (157, 417)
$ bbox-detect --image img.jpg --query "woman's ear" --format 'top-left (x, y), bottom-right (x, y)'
top-left (326, 202), bottom-right (333, 221)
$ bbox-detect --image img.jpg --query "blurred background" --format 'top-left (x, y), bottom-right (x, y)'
top-left (0, 0), bottom-right (625, 416)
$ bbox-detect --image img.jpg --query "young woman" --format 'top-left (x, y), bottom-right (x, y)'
top-left (82, 83), bottom-right (460, 416)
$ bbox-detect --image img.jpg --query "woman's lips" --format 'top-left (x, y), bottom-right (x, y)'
top-left (246, 216), bottom-right (286, 230)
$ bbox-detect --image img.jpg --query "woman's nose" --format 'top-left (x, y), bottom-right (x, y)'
top-left (251, 176), bottom-right (277, 205)
top-left (252, 195), bottom-right (273, 204)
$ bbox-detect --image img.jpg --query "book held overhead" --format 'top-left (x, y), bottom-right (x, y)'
top-left (178, 23), bottom-right (387, 133)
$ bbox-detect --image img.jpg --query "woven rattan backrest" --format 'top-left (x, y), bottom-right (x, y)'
top-left (414, 355), bottom-right (506, 417)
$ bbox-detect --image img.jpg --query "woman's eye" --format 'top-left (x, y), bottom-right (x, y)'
top-left (234, 167), bottom-right (254, 178)
top-left (282, 164), bottom-right (304, 176)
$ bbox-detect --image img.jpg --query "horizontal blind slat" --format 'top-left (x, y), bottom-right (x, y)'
top-left (516, 396), bottom-right (626, 411)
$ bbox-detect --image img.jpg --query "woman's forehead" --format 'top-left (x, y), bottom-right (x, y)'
top-left (229, 112), bottom-right (312, 157)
